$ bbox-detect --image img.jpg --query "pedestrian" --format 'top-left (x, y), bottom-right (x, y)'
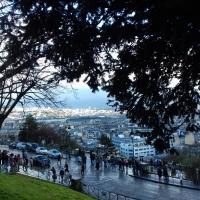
top-left (0, 150), bottom-right (2, 166)
top-left (23, 157), bottom-right (28, 172)
top-left (57, 154), bottom-right (61, 166)
top-left (81, 163), bottom-right (85, 176)
top-left (176, 169), bottom-right (183, 185)
top-left (68, 173), bottom-right (72, 186)
top-left (16, 154), bottom-right (21, 171)
top-left (163, 165), bottom-right (169, 183)
top-left (29, 157), bottom-right (33, 167)
top-left (51, 167), bottom-right (57, 182)
top-left (157, 166), bottom-right (162, 181)
top-left (64, 162), bottom-right (69, 173)
top-left (59, 168), bottom-right (65, 183)
top-left (125, 159), bottom-right (129, 174)
top-left (96, 159), bottom-right (100, 171)
top-left (82, 155), bottom-right (87, 167)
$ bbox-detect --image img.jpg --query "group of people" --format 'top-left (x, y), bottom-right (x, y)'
top-left (156, 160), bottom-right (183, 185)
top-left (0, 149), bottom-right (28, 173)
top-left (88, 150), bottom-right (185, 185)
top-left (89, 150), bottom-right (148, 176)
top-left (0, 148), bottom-right (73, 186)
top-left (1, 147), bottom-right (185, 186)
top-left (50, 163), bottom-right (72, 185)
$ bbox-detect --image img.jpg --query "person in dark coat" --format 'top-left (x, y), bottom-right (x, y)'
top-left (163, 165), bottom-right (169, 183)
top-left (157, 166), bottom-right (162, 181)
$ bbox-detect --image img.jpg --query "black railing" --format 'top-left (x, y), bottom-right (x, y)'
top-left (82, 184), bottom-right (141, 200)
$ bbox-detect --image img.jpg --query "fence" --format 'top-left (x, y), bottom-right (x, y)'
top-left (0, 164), bottom-right (140, 200)
top-left (82, 184), bottom-right (141, 200)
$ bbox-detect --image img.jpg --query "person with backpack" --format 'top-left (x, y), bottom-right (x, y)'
top-left (59, 168), bottom-right (65, 184)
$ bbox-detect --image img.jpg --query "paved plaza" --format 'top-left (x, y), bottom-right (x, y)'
top-left (1, 145), bottom-right (200, 200)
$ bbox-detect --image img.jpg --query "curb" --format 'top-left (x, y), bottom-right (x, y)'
top-left (129, 174), bottom-right (200, 191)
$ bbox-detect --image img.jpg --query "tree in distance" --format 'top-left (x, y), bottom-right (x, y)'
top-left (99, 134), bottom-right (113, 148)
top-left (18, 114), bottom-right (60, 145)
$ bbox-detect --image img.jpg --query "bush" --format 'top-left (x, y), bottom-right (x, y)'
top-left (164, 155), bottom-right (200, 184)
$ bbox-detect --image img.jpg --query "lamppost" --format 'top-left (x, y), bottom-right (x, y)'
top-left (131, 135), bottom-right (134, 160)
top-left (130, 130), bottom-right (135, 159)
top-left (130, 135), bottom-right (136, 175)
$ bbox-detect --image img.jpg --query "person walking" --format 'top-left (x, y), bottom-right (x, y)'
top-left (59, 168), bottom-right (65, 184)
top-left (96, 158), bottom-right (100, 171)
top-left (57, 154), bottom-right (61, 166)
top-left (64, 162), bottom-right (69, 173)
top-left (81, 163), bottom-right (85, 176)
top-left (157, 166), bottom-right (162, 182)
top-left (51, 167), bottom-right (57, 182)
top-left (0, 150), bottom-right (2, 166)
top-left (163, 165), bottom-right (169, 183)
top-left (177, 169), bottom-right (183, 185)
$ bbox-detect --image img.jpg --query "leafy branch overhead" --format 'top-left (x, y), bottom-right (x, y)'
top-left (1, 1), bottom-right (200, 146)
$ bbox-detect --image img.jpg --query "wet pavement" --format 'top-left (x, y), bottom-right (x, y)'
top-left (1, 145), bottom-right (200, 200)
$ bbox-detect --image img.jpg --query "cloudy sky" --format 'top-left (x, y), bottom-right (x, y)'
top-left (58, 80), bottom-right (110, 109)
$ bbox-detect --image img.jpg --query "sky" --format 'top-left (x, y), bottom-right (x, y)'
top-left (58, 81), bottom-right (110, 109)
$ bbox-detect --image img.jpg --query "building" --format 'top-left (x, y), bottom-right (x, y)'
top-left (112, 134), bottom-right (132, 149)
top-left (0, 119), bottom-right (20, 144)
top-left (119, 136), bottom-right (155, 159)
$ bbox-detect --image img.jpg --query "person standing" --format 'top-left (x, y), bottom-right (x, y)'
top-left (96, 158), bottom-right (100, 171)
top-left (177, 169), bottom-right (183, 185)
top-left (81, 163), bottom-right (85, 176)
top-left (0, 150), bottom-right (2, 166)
top-left (59, 168), bottom-right (65, 184)
top-left (51, 167), bottom-right (57, 182)
top-left (163, 165), bottom-right (169, 183)
top-left (57, 154), bottom-right (61, 165)
top-left (157, 166), bottom-right (162, 182)
top-left (64, 162), bottom-right (69, 173)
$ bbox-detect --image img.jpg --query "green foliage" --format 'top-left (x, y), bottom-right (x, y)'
top-left (165, 155), bottom-right (200, 184)
top-left (99, 134), bottom-right (113, 147)
top-left (18, 115), bottom-right (38, 142)
top-left (59, 130), bottom-right (80, 153)
top-left (1, 0), bottom-right (200, 148)
top-left (0, 173), bottom-right (94, 200)
top-left (153, 138), bottom-right (168, 153)
top-left (18, 115), bottom-right (60, 145)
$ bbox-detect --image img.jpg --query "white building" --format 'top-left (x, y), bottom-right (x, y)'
top-left (120, 137), bottom-right (155, 159)
top-left (112, 134), bottom-right (132, 149)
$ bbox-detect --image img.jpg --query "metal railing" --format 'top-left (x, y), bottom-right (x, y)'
top-left (82, 184), bottom-right (141, 200)
top-left (0, 164), bottom-right (140, 200)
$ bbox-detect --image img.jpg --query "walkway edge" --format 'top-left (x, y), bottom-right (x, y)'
top-left (129, 174), bottom-right (200, 191)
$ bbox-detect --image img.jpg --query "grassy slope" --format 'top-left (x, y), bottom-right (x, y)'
top-left (0, 173), bottom-right (94, 200)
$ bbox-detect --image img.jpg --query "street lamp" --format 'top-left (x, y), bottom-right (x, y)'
top-left (130, 135), bottom-right (134, 160)
top-left (130, 135), bottom-right (136, 176)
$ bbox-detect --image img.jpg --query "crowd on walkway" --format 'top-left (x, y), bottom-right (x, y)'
top-left (0, 149), bottom-right (73, 185)
top-left (0, 147), bottom-right (197, 187)
top-left (0, 149), bottom-right (28, 173)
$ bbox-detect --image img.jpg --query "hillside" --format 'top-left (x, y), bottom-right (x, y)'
top-left (0, 173), bottom-right (93, 200)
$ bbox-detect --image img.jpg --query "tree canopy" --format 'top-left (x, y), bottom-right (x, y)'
top-left (18, 114), bottom-right (38, 142)
top-left (1, 1), bottom-right (200, 147)
top-left (18, 114), bottom-right (61, 144)
top-left (99, 134), bottom-right (113, 147)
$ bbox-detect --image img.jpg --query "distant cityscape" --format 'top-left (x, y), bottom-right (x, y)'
top-left (0, 107), bottom-right (200, 158)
